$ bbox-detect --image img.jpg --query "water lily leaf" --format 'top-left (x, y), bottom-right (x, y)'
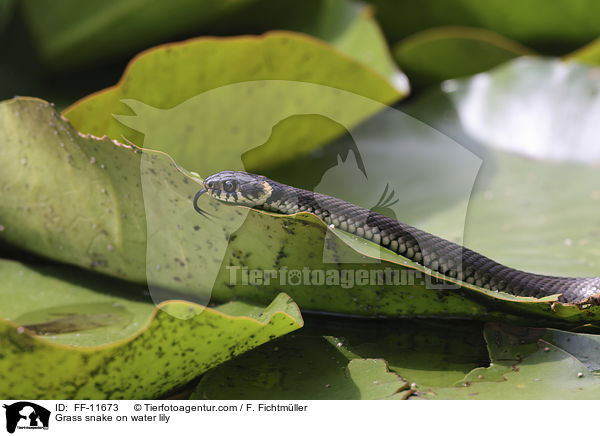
top-left (217, 90), bottom-right (600, 322)
top-left (4, 97), bottom-right (600, 324)
top-left (63, 31), bottom-right (404, 175)
top-left (19, 0), bottom-right (254, 70)
top-left (191, 333), bottom-right (411, 400)
top-left (0, 97), bottom-right (266, 305)
top-left (219, 0), bottom-right (405, 90)
top-left (419, 323), bottom-right (600, 399)
top-left (320, 318), bottom-right (490, 389)
top-left (0, 98), bottom-right (147, 283)
top-left (0, 258), bottom-right (302, 399)
top-left (566, 37), bottom-right (600, 66)
top-left (210, 210), bottom-right (531, 320)
top-left (308, 1), bottom-right (407, 92)
top-left (192, 316), bottom-right (489, 399)
top-left (0, 260), bottom-right (152, 348)
top-left (368, 0), bottom-right (600, 53)
top-left (346, 359), bottom-right (411, 399)
top-left (541, 327), bottom-right (600, 372)
top-left (192, 317), bottom-right (600, 399)
top-left (402, 57), bottom-right (600, 282)
top-left (393, 26), bottom-right (533, 89)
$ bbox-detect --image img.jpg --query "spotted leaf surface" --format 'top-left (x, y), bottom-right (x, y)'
top-left (0, 98), bottom-right (147, 282)
top-left (3, 97), bottom-right (600, 324)
top-left (0, 259), bottom-right (302, 399)
top-left (192, 334), bottom-right (411, 400)
top-left (418, 323), bottom-right (600, 399)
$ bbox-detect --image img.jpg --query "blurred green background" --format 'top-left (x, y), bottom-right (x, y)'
top-left (4, 0), bottom-right (600, 108)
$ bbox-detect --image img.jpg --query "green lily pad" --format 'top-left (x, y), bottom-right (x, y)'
top-left (368, 0), bottom-right (600, 53)
top-left (19, 0), bottom-right (405, 89)
top-left (403, 57), bottom-right (600, 280)
top-left (0, 98), bottom-right (147, 283)
top-left (191, 316), bottom-right (600, 399)
top-left (63, 31), bottom-right (403, 175)
top-left (543, 328), bottom-right (600, 371)
top-left (419, 323), bottom-right (600, 399)
top-left (202, 57), bottom-right (600, 323)
top-left (566, 37), bottom-right (600, 66)
top-left (192, 316), bottom-right (489, 399)
top-left (0, 258), bottom-right (302, 399)
top-left (321, 318), bottom-right (490, 389)
top-left (216, 0), bottom-right (405, 90)
top-left (191, 333), bottom-right (411, 400)
top-left (307, 0), bottom-right (406, 91)
top-left (345, 359), bottom-right (412, 399)
top-left (393, 26), bottom-right (533, 88)
top-left (3, 97), bottom-right (600, 324)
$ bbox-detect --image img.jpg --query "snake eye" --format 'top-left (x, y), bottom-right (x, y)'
top-left (207, 181), bottom-right (214, 188)
top-left (223, 180), bottom-right (236, 192)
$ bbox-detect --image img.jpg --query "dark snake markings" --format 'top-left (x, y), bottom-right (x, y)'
top-left (194, 170), bottom-right (600, 303)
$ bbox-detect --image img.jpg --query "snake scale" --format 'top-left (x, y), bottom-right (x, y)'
top-left (194, 171), bottom-right (600, 303)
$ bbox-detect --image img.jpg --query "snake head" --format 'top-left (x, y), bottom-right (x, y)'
top-left (202, 171), bottom-right (273, 206)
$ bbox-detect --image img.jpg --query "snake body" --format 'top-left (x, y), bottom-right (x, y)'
top-left (196, 171), bottom-right (600, 303)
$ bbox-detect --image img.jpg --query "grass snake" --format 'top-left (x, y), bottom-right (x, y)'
top-left (194, 171), bottom-right (600, 304)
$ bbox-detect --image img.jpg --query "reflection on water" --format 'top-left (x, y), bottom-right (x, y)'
top-left (14, 302), bottom-right (133, 335)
